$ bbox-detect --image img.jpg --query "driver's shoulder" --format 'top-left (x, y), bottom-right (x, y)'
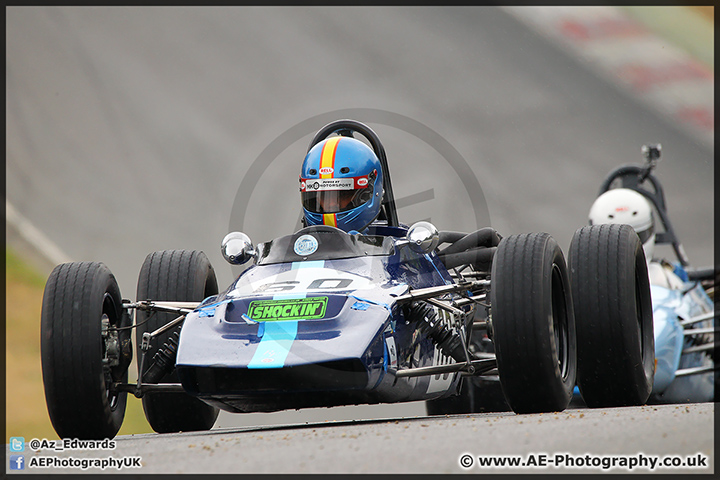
top-left (647, 260), bottom-right (685, 290)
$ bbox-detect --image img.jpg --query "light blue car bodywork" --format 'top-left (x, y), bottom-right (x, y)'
top-left (650, 269), bottom-right (714, 403)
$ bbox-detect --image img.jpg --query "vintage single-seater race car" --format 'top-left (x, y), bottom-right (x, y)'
top-left (428, 144), bottom-right (717, 414)
top-left (41, 120), bottom-right (655, 439)
top-left (585, 144), bottom-right (715, 404)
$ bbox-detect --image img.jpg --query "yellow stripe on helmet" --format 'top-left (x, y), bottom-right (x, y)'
top-left (320, 137), bottom-right (341, 179)
top-left (323, 213), bottom-right (337, 227)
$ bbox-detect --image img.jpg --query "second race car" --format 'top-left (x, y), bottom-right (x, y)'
top-left (585, 144), bottom-right (715, 404)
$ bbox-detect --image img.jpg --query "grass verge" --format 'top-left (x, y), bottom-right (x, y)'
top-left (6, 247), bottom-right (153, 439)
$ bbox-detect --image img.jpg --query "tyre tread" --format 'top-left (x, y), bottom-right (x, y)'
top-left (136, 250), bottom-right (219, 433)
top-left (570, 224), bottom-right (653, 407)
top-left (491, 233), bottom-right (576, 414)
top-left (41, 262), bottom-right (127, 439)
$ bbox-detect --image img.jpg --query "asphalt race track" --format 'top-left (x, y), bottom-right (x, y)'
top-left (13, 403), bottom-right (715, 474)
top-left (6, 6), bottom-right (714, 474)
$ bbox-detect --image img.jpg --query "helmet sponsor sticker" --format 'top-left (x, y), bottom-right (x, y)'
top-left (300, 176), bottom-right (370, 192)
top-left (294, 234), bottom-right (319, 255)
top-left (301, 178), bottom-right (353, 192)
top-left (247, 296), bottom-right (328, 321)
top-left (319, 167), bottom-right (334, 175)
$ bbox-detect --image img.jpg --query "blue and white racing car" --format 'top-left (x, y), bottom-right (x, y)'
top-left (40, 120), bottom-right (656, 439)
top-left (588, 144), bottom-right (715, 404)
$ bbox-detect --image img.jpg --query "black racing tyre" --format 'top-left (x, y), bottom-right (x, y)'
top-left (136, 250), bottom-right (219, 433)
top-left (491, 233), bottom-right (577, 414)
top-left (41, 262), bottom-right (130, 439)
top-left (569, 224), bottom-right (654, 407)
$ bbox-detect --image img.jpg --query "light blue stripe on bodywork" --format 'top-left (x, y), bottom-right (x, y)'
top-left (248, 260), bottom-right (330, 368)
top-left (247, 320), bottom-right (299, 369)
top-left (292, 260), bottom-right (325, 270)
top-left (247, 281), bottom-right (310, 369)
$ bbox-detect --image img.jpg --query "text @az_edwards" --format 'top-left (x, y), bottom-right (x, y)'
top-left (28, 438), bottom-right (116, 452)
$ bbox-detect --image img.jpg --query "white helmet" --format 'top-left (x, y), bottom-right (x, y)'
top-left (589, 188), bottom-right (655, 261)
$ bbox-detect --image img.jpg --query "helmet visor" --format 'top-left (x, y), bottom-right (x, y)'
top-left (301, 188), bottom-right (373, 214)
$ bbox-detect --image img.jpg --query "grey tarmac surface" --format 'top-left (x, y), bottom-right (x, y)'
top-left (12, 403), bottom-right (715, 474)
top-left (5, 6), bottom-right (714, 473)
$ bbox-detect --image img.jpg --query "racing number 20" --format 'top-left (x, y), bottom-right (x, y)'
top-left (255, 278), bottom-right (353, 293)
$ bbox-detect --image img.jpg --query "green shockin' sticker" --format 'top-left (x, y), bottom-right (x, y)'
top-left (247, 297), bottom-right (328, 322)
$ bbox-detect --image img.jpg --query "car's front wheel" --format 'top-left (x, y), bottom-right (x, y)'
top-left (491, 232), bottom-right (577, 414)
top-left (41, 262), bottom-right (131, 439)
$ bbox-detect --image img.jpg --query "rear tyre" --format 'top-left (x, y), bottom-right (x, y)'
top-left (491, 233), bottom-right (577, 414)
top-left (569, 224), bottom-right (654, 407)
top-left (41, 262), bottom-right (129, 439)
top-left (136, 250), bottom-right (220, 433)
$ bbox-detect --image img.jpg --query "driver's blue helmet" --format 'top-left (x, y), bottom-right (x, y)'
top-left (300, 136), bottom-right (384, 233)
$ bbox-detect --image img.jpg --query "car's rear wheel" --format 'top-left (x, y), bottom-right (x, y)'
top-left (136, 250), bottom-right (220, 433)
top-left (491, 233), bottom-right (577, 414)
top-left (569, 224), bottom-right (654, 407)
top-left (41, 262), bottom-right (130, 439)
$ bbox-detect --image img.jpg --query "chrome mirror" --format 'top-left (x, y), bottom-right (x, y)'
top-left (221, 232), bottom-right (255, 265)
top-left (406, 221), bottom-right (439, 254)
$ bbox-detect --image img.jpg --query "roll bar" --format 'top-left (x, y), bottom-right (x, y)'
top-left (307, 119), bottom-right (399, 227)
top-left (598, 144), bottom-right (690, 266)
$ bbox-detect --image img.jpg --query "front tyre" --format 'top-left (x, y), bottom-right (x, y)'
top-left (569, 224), bottom-right (654, 407)
top-left (136, 250), bottom-right (220, 433)
top-left (491, 233), bottom-right (577, 414)
top-left (41, 262), bottom-right (129, 439)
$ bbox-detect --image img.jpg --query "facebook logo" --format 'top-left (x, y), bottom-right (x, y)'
top-left (10, 455), bottom-right (25, 470)
top-left (10, 437), bottom-right (25, 452)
